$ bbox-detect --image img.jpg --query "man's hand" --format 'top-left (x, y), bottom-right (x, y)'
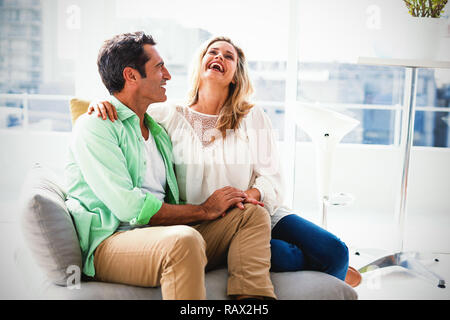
top-left (88, 100), bottom-right (118, 122)
top-left (200, 186), bottom-right (249, 220)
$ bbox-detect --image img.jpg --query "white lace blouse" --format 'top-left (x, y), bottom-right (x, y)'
top-left (148, 103), bottom-right (290, 228)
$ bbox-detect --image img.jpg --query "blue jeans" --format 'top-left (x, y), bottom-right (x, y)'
top-left (270, 214), bottom-right (349, 281)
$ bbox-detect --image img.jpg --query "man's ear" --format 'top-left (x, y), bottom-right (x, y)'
top-left (123, 67), bottom-right (138, 83)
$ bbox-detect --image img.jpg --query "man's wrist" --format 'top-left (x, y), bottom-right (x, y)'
top-left (198, 204), bottom-right (211, 221)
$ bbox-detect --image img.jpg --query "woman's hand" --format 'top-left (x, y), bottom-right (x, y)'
top-left (217, 188), bottom-right (264, 217)
top-left (243, 188), bottom-right (264, 207)
top-left (87, 101), bottom-right (118, 122)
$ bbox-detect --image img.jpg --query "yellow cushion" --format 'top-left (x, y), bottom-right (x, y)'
top-left (69, 98), bottom-right (90, 124)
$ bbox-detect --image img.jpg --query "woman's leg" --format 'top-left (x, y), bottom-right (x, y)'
top-left (271, 214), bottom-right (349, 280)
top-left (270, 239), bottom-right (306, 272)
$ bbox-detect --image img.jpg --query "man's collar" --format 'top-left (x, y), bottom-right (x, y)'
top-left (110, 95), bottom-right (162, 135)
top-left (110, 95), bottom-right (137, 121)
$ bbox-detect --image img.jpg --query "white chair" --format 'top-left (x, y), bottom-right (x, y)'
top-left (294, 102), bottom-right (445, 289)
top-left (295, 103), bottom-right (360, 229)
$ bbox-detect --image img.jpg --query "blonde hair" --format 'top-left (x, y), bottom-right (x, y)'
top-left (186, 36), bottom-right (254, 138)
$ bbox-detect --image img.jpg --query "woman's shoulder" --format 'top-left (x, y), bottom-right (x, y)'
top-left (147, 102), bottom-right (181, 123)
top-left (243, 104), bottom-right (273, 128)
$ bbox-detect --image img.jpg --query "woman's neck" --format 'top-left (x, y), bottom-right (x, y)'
top-left (191, 82), bottom-right (229, 115)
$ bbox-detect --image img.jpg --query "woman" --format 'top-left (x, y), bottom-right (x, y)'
top-left (90, 36), bottom-right (350, 281)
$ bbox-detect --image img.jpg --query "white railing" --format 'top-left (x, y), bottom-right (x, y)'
top-left (0, 93), bottom-right (448, 146)
top-left (0, 93), bottom-right (73, 131)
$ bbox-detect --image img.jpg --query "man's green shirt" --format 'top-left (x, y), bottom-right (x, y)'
top-left (65, 96), bottom-right (179, 277)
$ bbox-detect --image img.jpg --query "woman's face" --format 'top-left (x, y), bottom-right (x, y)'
top-left (200, 41), bottom-right (238, 87)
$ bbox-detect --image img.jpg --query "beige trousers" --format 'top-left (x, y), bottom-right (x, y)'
top-left (93, 204), bottom-right (275, 300)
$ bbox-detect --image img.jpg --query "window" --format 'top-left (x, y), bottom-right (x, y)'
top-left (294, 0), bottom-right (450, 147)
top-left (413, 69), bottom-right (450, 147)
top-left (296, 63), bottom-right (405, 145)
top-left (0, 0), bottom-right (289, 133)
top-left (10, 40), bottom-right (27, 52)
top-left (0, 0), bottom-right (448, 144)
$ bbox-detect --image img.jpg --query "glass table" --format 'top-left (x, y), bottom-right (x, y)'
top-left (356, 57), bottom-right (450, 288)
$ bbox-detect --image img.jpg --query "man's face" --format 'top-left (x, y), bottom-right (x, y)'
top-left (137, 44), bottom-right (171, 104)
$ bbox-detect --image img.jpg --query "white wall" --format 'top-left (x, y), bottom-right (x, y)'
top-left (0, 131), bottom-right (449, 251)
top-left (0, 131), bottom-right (71, 198)
top-left (291, 143), bottom-right (450, 215)
top-left (289, 142), bottom-right (450, 252)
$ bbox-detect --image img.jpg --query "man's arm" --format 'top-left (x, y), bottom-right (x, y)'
top-left (86, 101), bottom-right (265, 221)
top-left (149, 187), bottom-right (249, 226)
top-left (71, 114), bottom-right (163, 224)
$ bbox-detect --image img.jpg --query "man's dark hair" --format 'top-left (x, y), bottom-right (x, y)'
top-left (97, 31), bottom-right (156, 94)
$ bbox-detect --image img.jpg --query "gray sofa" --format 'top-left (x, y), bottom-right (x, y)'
top-left (18, 163), bottom-right (357, 300)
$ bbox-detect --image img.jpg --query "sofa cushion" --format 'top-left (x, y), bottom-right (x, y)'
top-left (40, 268), bottom-right (357, 300)
top-left (205, 268), bottom-right (357, 300)
top-left (69, 98), bottom-right (89, 124)
top-left (19, 163), bottom-right (82, 286)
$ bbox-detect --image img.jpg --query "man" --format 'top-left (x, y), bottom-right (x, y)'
top-left (65, 31), bottom-right (275, 300)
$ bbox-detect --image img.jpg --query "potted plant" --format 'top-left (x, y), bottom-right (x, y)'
top-left (400, 0), bottom-right (449, 60)
top-left (370, 1), bottom-right (449, 60)
top-left (403, 0), bottom-right (448, 18)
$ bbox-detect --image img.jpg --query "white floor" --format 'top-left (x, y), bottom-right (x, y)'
top-left (1, 200), bottom-right (449, 300)
top-left (348, 247), bottom-right (450, 300)
top-left (0, 222), bottom-right (34, 299)
top-left (300, 207), bottom-right (450, 300)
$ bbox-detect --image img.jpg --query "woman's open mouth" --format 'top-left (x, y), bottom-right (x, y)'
top-left (208, 61), bottom-right (225, 73)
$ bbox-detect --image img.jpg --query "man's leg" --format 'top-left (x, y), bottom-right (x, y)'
top-left (93, 225), bottom-right (207, 299)
top-left (194, 203), bottom-right (275, 299)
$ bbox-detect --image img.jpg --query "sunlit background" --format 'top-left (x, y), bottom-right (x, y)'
top-left (1, 0), bottom-right (449, 144)
top-left (0, 0), bottom-right (450, 299)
